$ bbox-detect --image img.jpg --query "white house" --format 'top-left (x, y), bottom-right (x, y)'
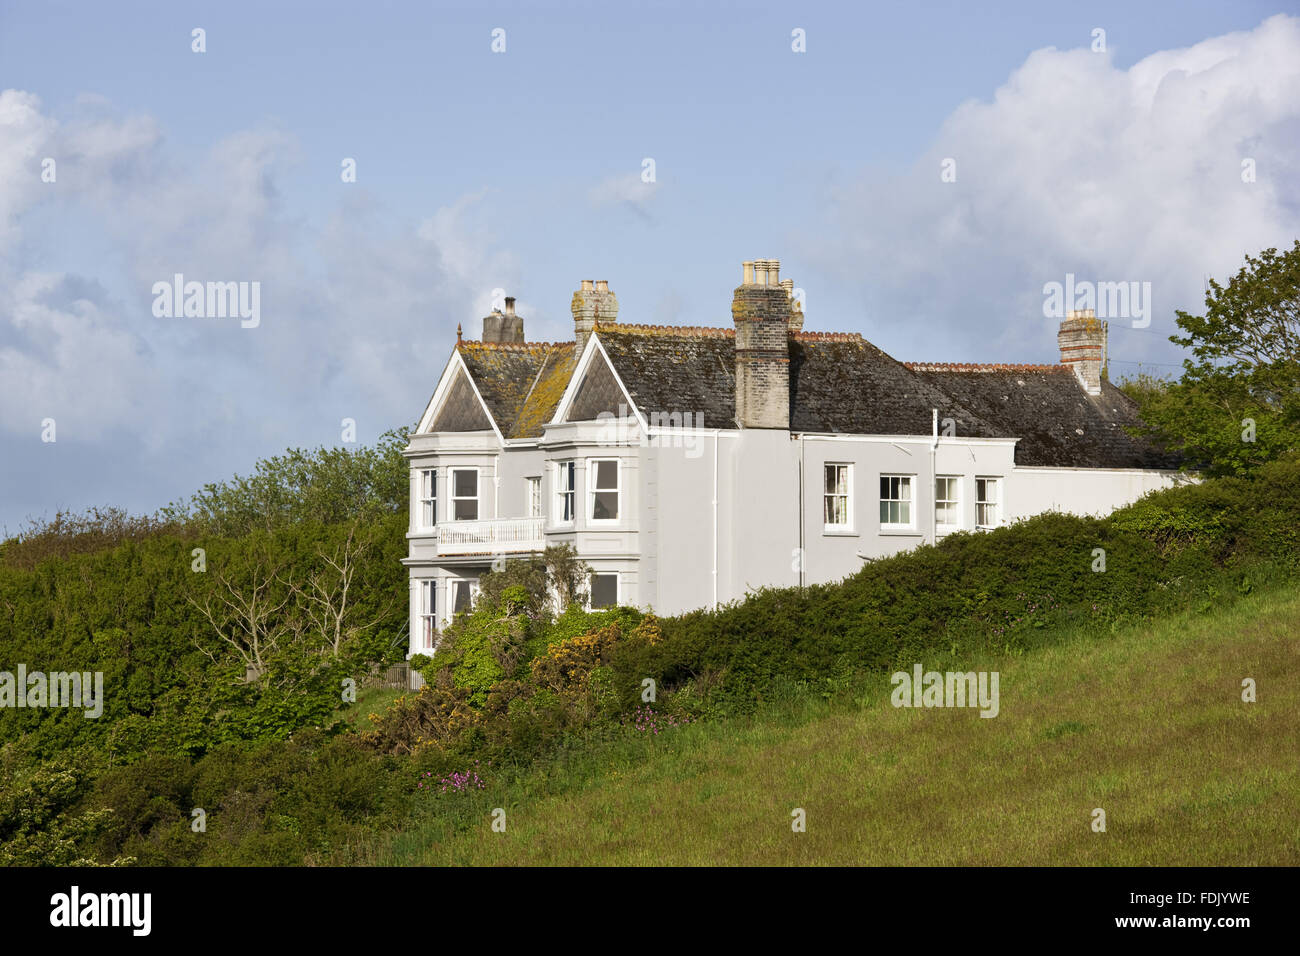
top-left (402, 258), bottom-right (1181, 664)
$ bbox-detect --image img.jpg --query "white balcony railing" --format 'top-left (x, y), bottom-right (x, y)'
top-left (435, 516), bottom-right (545, 555)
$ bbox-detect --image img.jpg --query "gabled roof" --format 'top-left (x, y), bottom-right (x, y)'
top-left (594, 325), bottom-right (737, 429)
top-left (427, 323), bottom-right (1176, 470)
top-left (454, 341), bottom-right (575, 439)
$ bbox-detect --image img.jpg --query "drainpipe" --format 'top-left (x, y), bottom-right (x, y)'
top-left (712, 429), bottom-right (719, 610)
top-left (931, 409), bottom-right (939, 545)
top-left (798, 434), bottom-right (805, 588)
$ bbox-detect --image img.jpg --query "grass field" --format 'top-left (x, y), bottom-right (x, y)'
top-left (358, 586), bottom-right (1299, 865)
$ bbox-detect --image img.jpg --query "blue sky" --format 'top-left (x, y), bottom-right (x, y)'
top-left (2, 0), bottom-right (1298, 531)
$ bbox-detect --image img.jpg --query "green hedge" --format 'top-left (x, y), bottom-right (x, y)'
top-left (608, 459), bottom-right (1300, 711)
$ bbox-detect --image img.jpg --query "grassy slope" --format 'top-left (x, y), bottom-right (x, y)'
top-left (367, 587), bottom-right (1299, 866)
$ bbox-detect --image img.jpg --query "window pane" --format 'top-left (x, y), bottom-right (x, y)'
top-left (594, 460), bottom-right (617, 490)
top-left (454, 469), bottom-right (476, 497)
top-left (899, 501), bottom-right (910, 524)
top-left (593, 490), bottom-right (619, 520)
top-left (880, 500), bottom-right (889, 524)
top-left (590, 573), bottom-right (617, 608)
top-left (880, 476), bottom-right (889, 500)
top-left (454, 498), bottom-right (478, 521)
top-left (899, 478), bottom-right (911, 502)
top-left (453, 582), bottom-right (472, 613)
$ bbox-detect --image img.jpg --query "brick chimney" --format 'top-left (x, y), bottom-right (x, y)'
top-left (733, 258), bottom-right (793, 428)
top-left (1058, 309), bottom-right (1107, 395)
top-left (780, 278), bottom-right (803, 332)
top-left (572, 279), bottom-right (618, 353)
top-left (482, 296), bottom-right (524, 344)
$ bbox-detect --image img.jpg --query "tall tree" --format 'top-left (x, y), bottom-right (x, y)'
top-left (1124, 241), bottom-right (1300, 476)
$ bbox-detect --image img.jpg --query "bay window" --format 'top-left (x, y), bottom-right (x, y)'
top-left (588, 459), bottom-right (620, 522)
top-left (418, 469), bottom-right (437, 529)
top-left (451, 468), bottom-right (479, 521)
top-left (419, 580), bottom-right (437, 650)
top-left (589, 572), bottom-right (619, 609)
top-left (554, 460), bottom-right (576, 524)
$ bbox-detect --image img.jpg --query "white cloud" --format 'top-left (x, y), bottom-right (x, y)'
top-left (802, 13), bottom-right (1300, 366)
top-left (0, 91), bottom-right (511, 525)
top-left (588, 170), bottom-right (659, 220)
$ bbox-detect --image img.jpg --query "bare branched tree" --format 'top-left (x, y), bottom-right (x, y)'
top-left (189, 558), bottom-right (292, 689)
top-left (287, 526), bottom-right (390, 659)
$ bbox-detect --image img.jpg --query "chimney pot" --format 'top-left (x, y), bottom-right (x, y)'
top-left (743, 261), bottom-right (755, 285)
top-left (595, 280), bottom-right (608, 293)
top-left (504, 296), bottom-right (515, 316)
top-left (581, 279), bottom-right (594, 292)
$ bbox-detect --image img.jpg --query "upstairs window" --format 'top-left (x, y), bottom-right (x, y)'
top-left (823, 464), bottom-right (852, 530)
top-left (419, 469), bottom-right (437, 529)
top-left (419, 580), bottom-right (437, 650)
top-left (588, 459), bottom-right (620, 522)
top-left (526, 477), bottom-right (542, 518)
top-left (879, 475), bottom-right (913, 529)
top-left (976, 477), bottom-right (1001, 529)
top-left (451, 468), bottom-right (479, 521)
top-left (935, 476), bottom-right (960, 529)
top-left (554, 460), bottom-right (576, 524)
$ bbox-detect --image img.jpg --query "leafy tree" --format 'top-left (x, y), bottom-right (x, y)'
top-left (0, 760), bottom-right (129, 866)
top-left (160, 426), bottom-right (411, 535)
top-left (540, 544), bottom-right (590, 611)
top-left (1124, 241), bottom-right (1300, 476)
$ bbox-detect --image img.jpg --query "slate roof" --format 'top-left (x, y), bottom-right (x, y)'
top-left (596, 326), bottom-right (738, 429)
top-left (444, 324), bottom-right (1176, 470)
top-left (455, 341), bottom-right (576, 439)
top-left (904, 364), bottom-right (1180, 469)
